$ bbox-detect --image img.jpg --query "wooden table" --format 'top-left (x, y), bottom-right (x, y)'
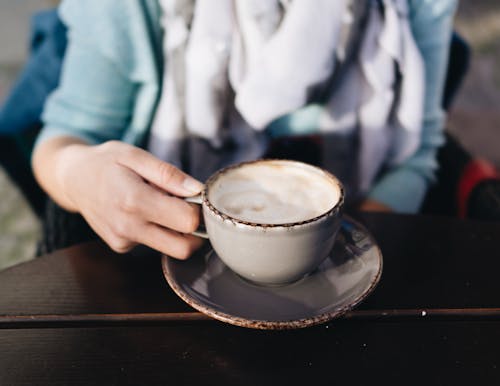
top-left (1, 213), bottom-right (500, 385)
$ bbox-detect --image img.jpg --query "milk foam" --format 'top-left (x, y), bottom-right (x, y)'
top-left (208, 162), bottom-right (341, 224)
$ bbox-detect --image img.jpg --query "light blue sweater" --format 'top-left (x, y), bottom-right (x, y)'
top-left (37, 0), bottom-right (457, 213)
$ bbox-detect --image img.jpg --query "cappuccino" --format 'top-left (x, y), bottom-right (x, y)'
top-left (208, 161), bottom-right (341, 224)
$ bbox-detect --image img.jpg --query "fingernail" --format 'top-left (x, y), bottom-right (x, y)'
top-left (183, 177), bottom-right (204, 194)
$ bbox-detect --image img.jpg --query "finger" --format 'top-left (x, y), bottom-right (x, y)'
top-left (117, 145), bottom-right (204, 197)
top-left (82, 212), bottom-right (138, 254)
top-left (137, 223), bottom-right (205, 260)
top-left (125, 182), bottom-right (200, 234)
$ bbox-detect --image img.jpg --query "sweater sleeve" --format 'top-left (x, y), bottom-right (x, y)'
top-left (35, 0), bottom-right (161, 148)
top-left (367, 0), bottom-right (457, 213)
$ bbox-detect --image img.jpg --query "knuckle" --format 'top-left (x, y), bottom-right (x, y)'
top-left (108, 237), bottom-right (133, 254)
top-left (173, 240), bottom-right (195, 260)
top-left (158, 162), bottom-right (178, 187)
top-left (119, 189), bottom-right (142, 213)
top-left (97, 141), bottom-right (129, 163)
top-left (120, 143), bottom-right (137, 159)
top-left (99, 140), bottom-right (121, 153)
top-left (102, 140), bottom-right (135, 161)
top-left (106, 140), bottom-right (121, 148)
top-left (182, 205), bottom-right (200, 233)
top-left (112, 219), bottom-right (133, 239)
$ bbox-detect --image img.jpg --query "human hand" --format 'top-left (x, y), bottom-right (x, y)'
top-left (58, 141), bottom-right (204, 259)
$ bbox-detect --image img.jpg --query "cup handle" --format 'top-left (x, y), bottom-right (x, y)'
top-left (184, 194), bottom-right (209, 239)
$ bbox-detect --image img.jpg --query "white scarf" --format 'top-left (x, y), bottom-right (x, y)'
top-left (150, 0), bottom-right (424, 191)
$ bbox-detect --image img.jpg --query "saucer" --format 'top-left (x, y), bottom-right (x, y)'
top-left (162, 216), bottom-right (382, 330)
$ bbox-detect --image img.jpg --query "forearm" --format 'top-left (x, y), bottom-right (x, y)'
top-left (368, 165), bottom-right (429, 213)
top-left (32, 136), bottom-right (91, 212)
top-left (368, 0), bottom-right (457, 213)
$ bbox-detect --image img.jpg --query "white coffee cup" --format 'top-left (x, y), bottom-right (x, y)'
top-left (187, 159), bottom-right (344, 285)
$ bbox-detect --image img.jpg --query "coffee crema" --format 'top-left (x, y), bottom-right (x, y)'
top-left (208, 161), bottom-right (341, 224)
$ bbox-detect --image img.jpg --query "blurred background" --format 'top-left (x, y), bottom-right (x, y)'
top-left (1, 0), bottom-right (499, 270)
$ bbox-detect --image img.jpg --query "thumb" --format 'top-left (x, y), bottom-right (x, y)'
top-left (117, 145), bottom-right (204, 197)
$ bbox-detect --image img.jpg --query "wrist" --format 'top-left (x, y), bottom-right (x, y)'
top-left (56, 143), bottom-right (92, 212)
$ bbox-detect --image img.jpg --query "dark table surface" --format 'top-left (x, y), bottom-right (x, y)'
top-left (1, 212), bottom-right (500, 386)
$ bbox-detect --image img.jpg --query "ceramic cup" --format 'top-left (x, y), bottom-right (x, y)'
top-left (186, 159), bottom-right (344, 286)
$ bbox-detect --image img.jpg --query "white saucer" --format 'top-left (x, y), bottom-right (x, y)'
top-left (162, 216), bottom-right (382, 330)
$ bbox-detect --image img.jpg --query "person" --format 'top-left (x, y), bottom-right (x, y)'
top-left (32, 0), bottom-right (457, 259)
